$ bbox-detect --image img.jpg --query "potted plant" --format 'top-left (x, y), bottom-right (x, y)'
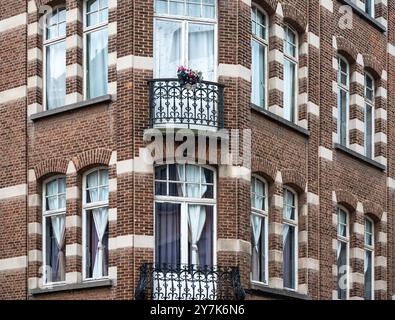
top-left (177, 66), bottom-right (203, 90)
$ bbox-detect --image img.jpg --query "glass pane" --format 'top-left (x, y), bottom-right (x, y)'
top-left (154, 20), bottom-right (182, 78)
top-left (169, 164), bottom-right (182, 181)
top-left (169, 0), bottom-right (184, 15)
top-left (46, 196), bottom-right (58, 211)
top-left (202, 5), bottom-right (215, 18)
top-left (45, 215), bottom-right (65, 283)
top-left (202, 184), bottom-right (213, 198)
top-left (185, 165), bottom-right (200, 183)
top-left (100, 8), bottom-right (109, 23)
top-left (187, 3), bottom-right (201, 17)
top-left (87, 171), bottom-right (99, 188)
top-left (46, 41), bottom-right (66, 109)
top-left (100, 0), bottom-right (108, 8)
top-left (58, 8), bottom-right (66, 22)
top-left (46, 180), bottom-right (58, 197)
top-left (186, 183), bottom-right (200, 197)
top-left (337, 241), bottom-right (348, 300)
top-left (338, 89), bottom-right (348, 146)
top-left (87, 0), bottom-right (99, 13)
top-left (169, 182), bottom-right (183, 197)
top-left (365, 104), bottom-right (373, 158)
top-left (188, 23), bottom-right (215, 81)
top-left (87, 12), bottom-right (99, 27)
top-left (365, 218), bottom-right (373, 246)
top-left (283, 225), bottom-right (296, 289)
top-left (99, 170), bottom-right (109, 186)
top-left (251, 40), bottom-right (266, 108)
top-left (155, 0), bottom-right (168, 14)
top-left (155, 202), bottom-right (181, 265)
top-left (87, 28), bottom-right (108, 99)
top-left (87, 188), bottom-right (98, 203)
top-left (58, 22), bottom-right (66, 37)
top-left (155, 165), bottom-right (167, 180)
top-left (58, 194), bottom-right (66, 209)
top-left (58, 178), bottom-right (66, 193)
top-left (284, 59), bottom-right (296, 122)
top-left (364, 250), bottom-right (373, 300)
top-left (99, 186), bottom-right (109, 201)
top-left (202, 168), bottom-right (213, 184)
top-left (155, 181), bottom-right (167, 196)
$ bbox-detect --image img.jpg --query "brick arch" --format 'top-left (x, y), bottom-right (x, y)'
top-left (336, 37), bottom-right (358, 64)
top-left (34, 158), bottom-right (69, 181)
top-left (72, 148), bottom-right (113, 172)
top-left (363, 201), bottom-right (383, 222)
top-left (281, 169), bottom-right (306, 193)
top-left (363, 54), bottom-right (383, 80)
top-left (253, 0), bottom-right (278, 14)
top-left (251, 156), bottom-right (276, 183)
top-left (282, 4), bottom-right (307, 33)
top-left (335, 190), bottom-right (358, 212)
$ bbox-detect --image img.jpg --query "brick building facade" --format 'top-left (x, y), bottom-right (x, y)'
top-left (0, 0), bottom-right (394, 300)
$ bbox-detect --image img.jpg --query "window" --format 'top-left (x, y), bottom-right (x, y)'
top-left (154, 164), bottom-right (215, 267)
top-left (337, 207), bottom-right (349, 300)
top-left (364, 73), bottom-right (375, 158)
top-left (83, 168), bottom-right (109, 279)
top-left (283, 25), bottom-right (298, 122)
top-left (84, 0), bottom-right (109, 99)
top-left (365, 0), bottom-right (375, 18)
top-left (364, 217), bottom-right (374, 300)
top-left (251, 176), bottom-right (268, 284)
top-left (337, 56), bottom-right (350, 146)
top-left (43, 177), bottom-right (66, 284)
top-left (283, 188), bottom-right (297, 290)
top-left (44, 6), bottom-right (66, 110)
top-left (251, 5), bottom-right (268, 109)
top-left (154, 0), bottom-right (216, 80)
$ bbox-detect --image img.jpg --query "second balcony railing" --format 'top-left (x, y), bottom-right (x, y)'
top-left (148, 79), bottom-right (225, 130)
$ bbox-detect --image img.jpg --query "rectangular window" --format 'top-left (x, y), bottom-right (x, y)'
top-left (43, 177), bottom-right (66, 284)
top-left (83, 169), bottom-right (109, 279)
top-left (44, 7), bottom-right (66, 110)
top-left (85, 0), bottom-right (109, 99)
top-left (364, 218), bottom-right (374, 300)
top-left (251, 214), bottom-right (267, 283)
top-left (365, 74), bottom-right (375, 158)
top-left (338, 57), bottom-right (349, 146)
top-left (365, 0), bottom-right (374, 17)
top-left (283, 188), bottom-right (297, 290)
top-left (337, 208), bottom-right (349, 300)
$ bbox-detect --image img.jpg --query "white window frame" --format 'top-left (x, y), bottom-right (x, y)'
top-left (83, 0), bottom-right (109, 99)
top-left (42, 175), bottom-right (66, 286)
top-left (251, 3), bottom-right (268, 110)
top-left (250, 175), bottom-right (269, 286)
top-left (337, 205), bottom-right (350, 300)
top-left (364, 72), bottom-right (375, 159)
top-left (43, 5), bottom-right (67, 111)
top-left (82, 167), bottom-right (109, 281)
top-left (283, 186), bottom-right (298, 291)
top-left (283, 24), bottom-right (299, 123)
top-left (153, 1), bottom-right (218, 80)
top-left (337, 55), bottom-right (350, 147)
top-left (364, 216), bottom-right (375, 300)
top-left (153, 164), bottom-right (217, 267)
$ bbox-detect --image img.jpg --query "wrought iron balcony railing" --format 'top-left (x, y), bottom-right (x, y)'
top-left (135, 263), bottom-right (246, 301)
top-left (148, 79), bottom-right (225, 130)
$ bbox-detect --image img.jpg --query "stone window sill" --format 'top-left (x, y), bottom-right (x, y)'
top-left (251, 104), bottom-right (310, 137)
top-left (334, 143), bottom-right (386, 171)
top-left (339, 0), bottom-right (386, 33)
top-left (248, 283), bottom-right (310, 300)
top-left (29, 278), bottom-right (113, 295)
top-left (30, 95), bottom-right (113, 122)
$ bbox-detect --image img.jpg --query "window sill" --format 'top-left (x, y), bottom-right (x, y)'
top-left (251, 104), bottom-right (310, 137)
top-left (334, 143), bottom-right (386, 171)
top-left (248, 283), bottom-right (310, 300)
top-left (30, 94), bottom-right (113, 122)
top-left (29, 278), bottom-right (113, 295)
top-left (339, 0), bottom-right (386, 33)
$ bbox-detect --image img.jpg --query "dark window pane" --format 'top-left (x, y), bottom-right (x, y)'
top-left (155, 182), bottom-right (167, 196)
top-left (337, 241), bottom-right (348, 300)
top-left (283, 225), bottom-right (296, 289)
top-left (169, 182), bottom-right (183, 197)
top-left (155, 165), bottom-right (167, 180)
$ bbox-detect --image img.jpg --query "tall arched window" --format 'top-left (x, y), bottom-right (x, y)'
top-left (364, 217), bottom-right (374, 300)
top-left (283, 25), bottom-right (298, 122)
top-left (337, 206), bottom-right (349, 300)
top-left (154, 164), bottom-right (215, 267)
top-left (251, 176), bottom-right (268, 284)
top-left (83, 168), bottom-right (109, 280)
top-left (364, 73), bottom-right (375, 158)
top-left (44, 6), bottom-right (66, 110)
top-left (337, 56), bottom-right (350, 147)
top-left (283, 187), bottom-right (298, 290)
top-left (251, 5), bottom-right (268, 109)
top-left (43, 176), bottom-right (66, 284)
top-left (84, 0), bottom-right (109, 99)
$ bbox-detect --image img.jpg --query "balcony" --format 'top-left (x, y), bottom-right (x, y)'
top-left (135, 263), bottom-right (246, 300)
top-left (148, 79), bottom-right (225, 130)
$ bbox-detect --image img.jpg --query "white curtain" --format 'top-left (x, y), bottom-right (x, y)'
top-left (188, 23), bottom-right (214, 81)
top-left (51, 215), bottom-right (66, 281)
top-left (92, 207), bottom-right (109, 278)
top-left (284, 58), bottom-right (296, 122)
top-left (155, 20), bottom-right (181, 78)
top-left (186, 166), bottom-right (208, 266)
top-left (87, 171), bottom-right (99, 203)
top-left (251, 214), bottom-right (262, 280)
top-left (87, 28), bottom-right (108, 99)
top-left (46, 180), bottom-right (58, 210)
top-left (251, 39), bottom-right (266, 108)
top-left (46, 41), bottom-right (66, 109)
